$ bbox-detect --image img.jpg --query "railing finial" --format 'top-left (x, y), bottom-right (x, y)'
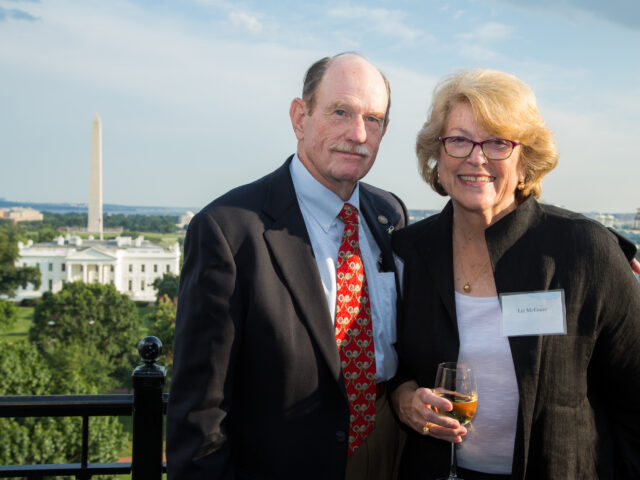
top-left (137, 336), bottom-right (163, 367)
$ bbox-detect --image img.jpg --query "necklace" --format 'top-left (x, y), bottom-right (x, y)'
top-left (452, 221), bottom-right (491, 293)
top-left (460, 257), bottom-right (491, 293)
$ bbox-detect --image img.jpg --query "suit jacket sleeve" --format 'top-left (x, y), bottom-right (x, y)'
top-left (166, 210), bottom-right (239, 479)
top-left (606, 226), bottom-right (638, 262)
top-left (588, 230), bottom-right (640, 478)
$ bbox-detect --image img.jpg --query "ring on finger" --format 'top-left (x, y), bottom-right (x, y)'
top-left (422, 423), bottom-right (430, 435)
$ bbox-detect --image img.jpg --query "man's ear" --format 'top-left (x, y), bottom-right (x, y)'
top-left (382, 118), bottom-right (389, 138)
top-left (289, 98), bottom-right (306, 141)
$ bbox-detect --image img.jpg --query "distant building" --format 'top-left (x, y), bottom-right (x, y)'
top-left (177, 211), bottom-right (195, 229)
top-left (15, 234), bottom-right (180, 302)
top-left (0, 207), bottom-right (44, 223)
top-left (408, 209), bottom-right (439, 224)
top-left (593, 213), bottom-right (615, 228)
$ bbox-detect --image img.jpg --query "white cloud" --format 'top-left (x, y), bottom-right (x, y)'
top-left (453, 10), bottom-right (466, 20)
top-left (451, 22), bottom-right (513, 62)
top-left (328, 6), bottom-right (423, 43)
top-left (456, 22), bottom-right (513, 43)
top-left (230, 10), bottom-right (262, 34)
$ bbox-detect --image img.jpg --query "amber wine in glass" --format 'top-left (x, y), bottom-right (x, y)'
top-left (433, 362), bottom-right (477, 480)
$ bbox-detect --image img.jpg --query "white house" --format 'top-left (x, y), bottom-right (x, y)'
top-left (15, 234), bottom-right (181, 302)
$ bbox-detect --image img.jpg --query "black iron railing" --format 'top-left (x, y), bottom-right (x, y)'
top-left (0, 336), bottom-right (167, 479)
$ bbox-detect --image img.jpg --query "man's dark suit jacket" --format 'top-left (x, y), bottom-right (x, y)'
top-left (166, 157), bottom-right (408, 479)
top-left (391, 197), bottom-right (640, 479)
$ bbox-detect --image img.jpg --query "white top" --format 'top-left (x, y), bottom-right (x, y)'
top-left (455, 292), bottom-right (519, 475)
top-left (290, 155), bottom-right (399, 381)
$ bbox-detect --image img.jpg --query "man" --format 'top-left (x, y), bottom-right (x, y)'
top-left (167, 53), bottom-right (407, 479)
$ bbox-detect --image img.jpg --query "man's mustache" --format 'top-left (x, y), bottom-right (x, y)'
top-left (329, 143), bottom-right (370, 157)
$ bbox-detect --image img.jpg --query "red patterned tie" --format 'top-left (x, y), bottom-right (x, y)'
top-left (335, 202), bottom-right (376, 456)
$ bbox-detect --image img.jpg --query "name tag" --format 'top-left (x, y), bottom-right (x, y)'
top-left (500, 290), bottom-right (566, 337)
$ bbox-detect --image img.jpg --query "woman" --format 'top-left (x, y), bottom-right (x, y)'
top-left (390, 69), bottom-right (640, 479)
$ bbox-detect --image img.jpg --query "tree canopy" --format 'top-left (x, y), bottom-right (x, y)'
top-left (146, 295), bottom-right (177, 380)
top-left (29, 282), bottom-right (142, 386)
top-left (0, 299), bottom-right (18, 332)
top-left (21, 212), bottom-right (180, 234)
top-left (0, 223), bottom-right (40, 297)
top-left (151, 272), bottom-right (180, 302)
top-left (0, 339), bottom-right (128, 474)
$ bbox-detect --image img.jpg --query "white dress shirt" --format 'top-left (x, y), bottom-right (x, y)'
top-left (290, 155), bottom-right (399, 381)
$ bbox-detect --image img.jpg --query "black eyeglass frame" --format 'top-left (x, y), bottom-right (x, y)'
top-left (438, 136), bottom-right (521, 161)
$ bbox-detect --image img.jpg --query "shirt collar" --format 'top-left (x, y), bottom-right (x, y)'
top-left (290, 153), bottom-right (360, 232)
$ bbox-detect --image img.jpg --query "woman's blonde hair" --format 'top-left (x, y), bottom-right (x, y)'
top-left (417, 68), bottom-right (558, 200)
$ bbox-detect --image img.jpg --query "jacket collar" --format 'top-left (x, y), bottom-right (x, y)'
top-left (485, 195), bottom-right (543, 266)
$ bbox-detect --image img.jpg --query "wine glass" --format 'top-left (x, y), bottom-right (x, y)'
top-left (433, 362), bottom-right (478, 480)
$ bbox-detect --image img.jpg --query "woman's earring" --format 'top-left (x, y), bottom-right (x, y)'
top-left (517, 181), bottom-right (525, 191)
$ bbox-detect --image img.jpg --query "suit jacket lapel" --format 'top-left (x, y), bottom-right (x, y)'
top-left (419, 202), bottom-right (457, 326)
top-left (360, 188), bottom-right (396, 269)
top-left (262, 160), bottom-right (343, 384)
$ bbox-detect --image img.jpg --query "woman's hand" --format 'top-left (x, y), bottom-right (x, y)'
top-left (391, 380), bottom-right (467, 442)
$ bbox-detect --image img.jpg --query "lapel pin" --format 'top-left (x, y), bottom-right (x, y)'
top-left (377, 215), bottom-right (388, 225)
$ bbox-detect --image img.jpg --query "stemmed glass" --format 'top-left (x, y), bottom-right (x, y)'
top-left (433, 362), bottom-right (477, 480)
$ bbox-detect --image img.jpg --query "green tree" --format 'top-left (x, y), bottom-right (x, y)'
top-left (46, 340), bottom-right (118, 393)
top-left (0, 339), bottom-right (51, 394)
top-left (0, 339), bottom-right (128, 476)
top-left (104, 214), bottom-right (178, 233)
top-left (146, 295), bottom-right (176, 384)
top-left (0, 299), bottom-right (18, 332)
top-left (151, 272), bottom-right (180, 302)
top-left (0, 223), bottom-right (40, 297)
top-left (29, 282), bottom-right (142, 386)
top-left (37, 226), bottom-right (57, 243)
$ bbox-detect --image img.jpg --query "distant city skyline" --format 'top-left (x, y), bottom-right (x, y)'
top-left (1, 0), bottom-right (639, 212)
top-left (2, 198), bottom-right (639, 221)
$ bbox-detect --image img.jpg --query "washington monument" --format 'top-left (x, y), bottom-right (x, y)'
top-left (88, 113), bottom-right (103, 239)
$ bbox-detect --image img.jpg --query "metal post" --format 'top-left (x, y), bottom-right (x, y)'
top-left (131, 336), bottom-right (166, 480)
top-left (79, 414), bottom-right (90, 480)
top-left (81, 414), bottom-right (89, 468)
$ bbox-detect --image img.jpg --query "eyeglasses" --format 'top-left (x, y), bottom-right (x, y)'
top-left (438, 136), bottom-right (520, 161)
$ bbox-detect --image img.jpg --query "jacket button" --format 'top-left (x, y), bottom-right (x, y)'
top-left (335, 431), bottom-right (347, 443)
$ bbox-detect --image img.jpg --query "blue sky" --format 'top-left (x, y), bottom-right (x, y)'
top-left (1, 0), bottom-right (639, 212)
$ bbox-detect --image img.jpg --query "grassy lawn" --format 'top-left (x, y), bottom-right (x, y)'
top-left (138, 232), bottom-right (182, 246)
top-left (0, 306), bottom-right (33, 340)
top-left (1, 304), bottom-right (158, 340)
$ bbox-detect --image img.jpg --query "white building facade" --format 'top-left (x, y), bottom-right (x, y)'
top-left (15, 235), bottom-right (181, 302)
